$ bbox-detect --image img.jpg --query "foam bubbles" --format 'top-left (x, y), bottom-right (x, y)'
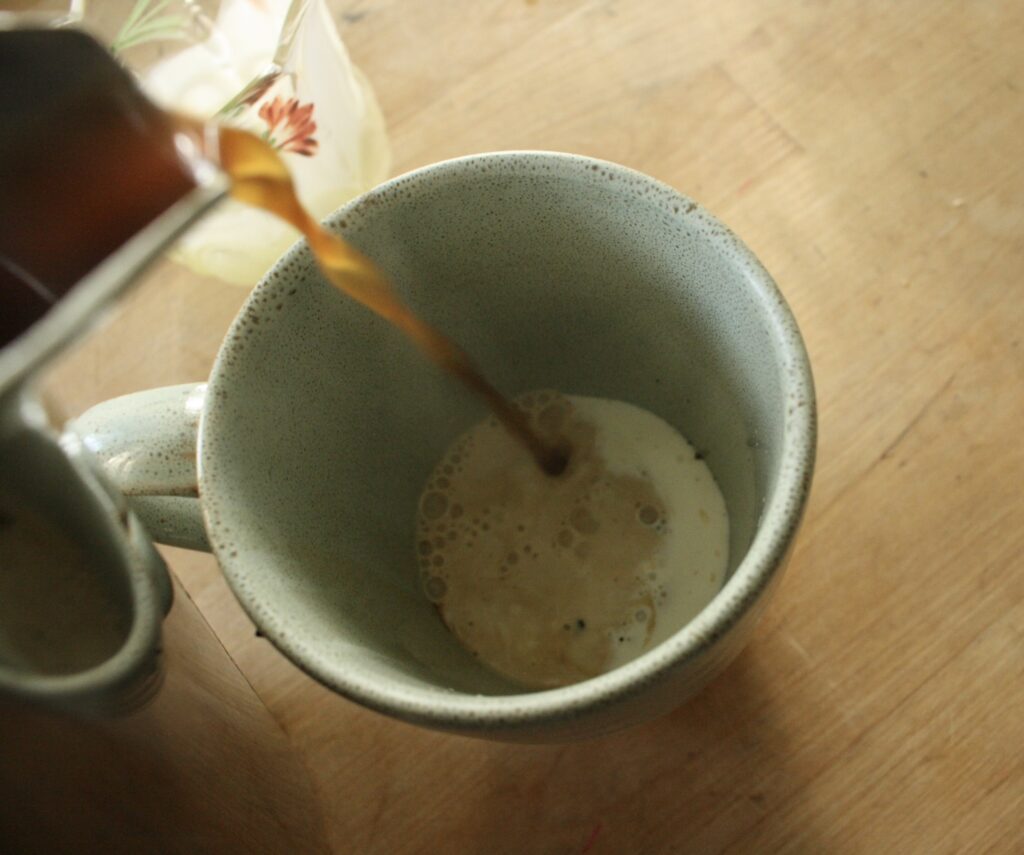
top-left (413, 390), bottom-right (729, 689)
top-left (421, 491), bottom-right (447, 520)
top-left (569, 506), bottom-right (599, 535)
top-left (423, 576), bottom-right (447, 602)
top-left (637, 504), bottom-right (660, 526)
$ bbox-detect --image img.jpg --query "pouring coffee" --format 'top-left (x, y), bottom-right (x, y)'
top-left (0, 28), bottom-right (813, 729)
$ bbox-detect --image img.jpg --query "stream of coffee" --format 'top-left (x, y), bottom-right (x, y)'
top-left (205, 125), bottom-right (730, 689)
top-left (207, 125), bottom-right (568, 476)
top-left (0, 30), bottom-right (731, 690)
top-left (0, 28), bottom-right (562, 475)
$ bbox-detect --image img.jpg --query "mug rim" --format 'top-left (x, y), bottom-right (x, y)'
top-left (200, 150), bottom-right (816, 732)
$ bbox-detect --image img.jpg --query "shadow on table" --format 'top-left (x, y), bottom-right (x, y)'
top-left (303, 640), bottom-right (831, 855)
top-left (466, 646), bottom-right (828, 854)
top-left (0, 577), bottom-right (328, 855)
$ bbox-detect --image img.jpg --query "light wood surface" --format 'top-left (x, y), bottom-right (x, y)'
top-left (29, 0), bottom-right (1024, 852)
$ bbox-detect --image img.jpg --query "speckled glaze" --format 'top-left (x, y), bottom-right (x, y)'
top-left (73, 383), bottom-right (210, 551)
top-left (81, 152), bottom-right (816, 740)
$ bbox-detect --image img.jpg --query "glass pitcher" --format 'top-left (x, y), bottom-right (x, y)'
top-left (26, 0), bottom-right (391, 284)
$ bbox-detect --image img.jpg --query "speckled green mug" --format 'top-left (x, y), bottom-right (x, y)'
top-left (76, 152), bottom-right (816, 740)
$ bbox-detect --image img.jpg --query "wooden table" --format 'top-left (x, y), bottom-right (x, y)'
top-left (30, 1), bottom-right (1024, 851)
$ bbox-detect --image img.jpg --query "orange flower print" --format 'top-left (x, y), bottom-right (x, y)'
top-left (257, 96), bottom-right (319, 157)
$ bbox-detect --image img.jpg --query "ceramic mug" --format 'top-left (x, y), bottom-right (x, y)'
top-left (74, 152), bottom-right (816, 740)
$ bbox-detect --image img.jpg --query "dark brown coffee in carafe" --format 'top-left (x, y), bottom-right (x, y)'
top-left (0, 30), bottom-right (197, 348)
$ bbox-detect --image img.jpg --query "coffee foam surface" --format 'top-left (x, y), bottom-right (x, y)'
top-left (415, 391), bottom-right (728, 689)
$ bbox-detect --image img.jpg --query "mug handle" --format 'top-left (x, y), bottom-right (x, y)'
top-left (70, 384), bottom-right (211, 553)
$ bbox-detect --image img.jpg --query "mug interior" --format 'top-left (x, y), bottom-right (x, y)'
top-left (0, 431), bottom-right (134, 678)
top-left (0, 413), bottom-right (170, 718)
top-left (201, 153), bottom-right (809, 713)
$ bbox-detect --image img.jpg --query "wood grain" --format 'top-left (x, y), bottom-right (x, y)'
top-left (20, 0), bottom-right (1024, 852)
